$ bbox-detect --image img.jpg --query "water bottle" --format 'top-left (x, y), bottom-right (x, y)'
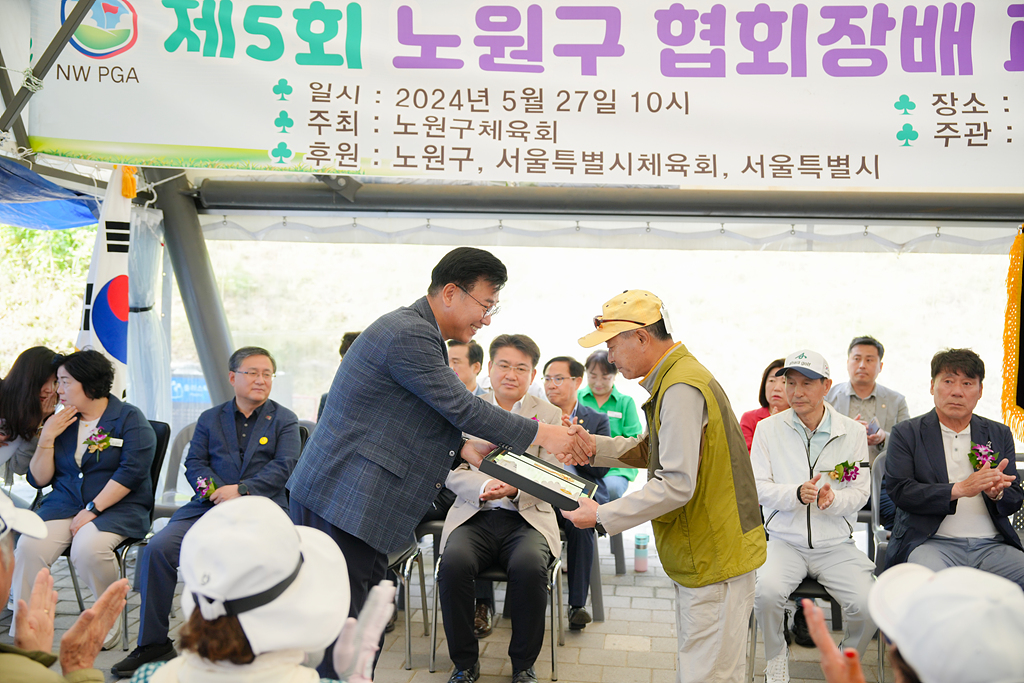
top-left (634, 533), bottom-right (649, 572)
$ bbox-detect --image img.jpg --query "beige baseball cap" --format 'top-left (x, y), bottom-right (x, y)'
top-left (579, 290), bottom-right (670, 348)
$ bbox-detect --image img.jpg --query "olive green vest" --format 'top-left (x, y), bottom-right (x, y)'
top-left (643, 345), bottom-right (766, 588)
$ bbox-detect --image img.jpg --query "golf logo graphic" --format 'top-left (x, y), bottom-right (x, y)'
top-left (62, 0), bottom-right (139, 59)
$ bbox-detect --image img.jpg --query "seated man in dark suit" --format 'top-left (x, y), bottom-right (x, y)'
top-left (438, 335), bottom-right (562, 683)
top-left (111, 346), bottom-right (301, 676)
top-left (886, 348), bottom-right (1024, 589)
top-left (542, 355), bottom-right (610, 630)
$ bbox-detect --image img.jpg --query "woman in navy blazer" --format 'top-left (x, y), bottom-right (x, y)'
top-left (10, 350), bottom-right (155, 647)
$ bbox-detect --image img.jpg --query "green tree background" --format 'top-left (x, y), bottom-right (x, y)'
top-left (0, 224), bottom-right (96, 367)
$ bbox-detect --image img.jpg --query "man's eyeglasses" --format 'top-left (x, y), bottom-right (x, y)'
top-left (458, 285), bottom-right (500, 318)
top-left (543, 375), bottom-right (575, 386)
top-left (494, 361), bottom-right (531, 376)
top-left (593, 316), bottom-right (645, 329)
top-left (235, 370), bottom-right (276, 380)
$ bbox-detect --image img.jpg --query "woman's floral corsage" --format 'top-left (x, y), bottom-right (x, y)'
top-left (823, 460), bottom-right (860, 482)
top-left (84, 427), bottom-right (112, 462)
top-left (196, 477), bottom-right (218, 499)
top-left (968, 442), bottom-right (1000, 471)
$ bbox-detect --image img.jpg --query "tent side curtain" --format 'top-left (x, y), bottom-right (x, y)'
top-left (0, 156), bottom-right (100, 230)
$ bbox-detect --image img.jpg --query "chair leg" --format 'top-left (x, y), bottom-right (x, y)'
top-left (117, 545), bottom-right (132, 651)
top-left (589, 530), bottom-right (604, 622)
top-left (555, 560), bottom-right (564, 647)
top-left (549, 564), bottom-right (558, 681)
top-left (877, 628), bottom-right (884, 683)
top-left (401, 558), bottom-right (413, 670)
top-left (67, 558), bottom-right (86, 612)
top-left (430, 562), bottom-right (440, 673)
top-left (830, 600), bottom-right (843, 631)
top-left (417, 553), bottom-right (429, 636)
top-left (747, 610), bottom-right (758, 683)
top-left (610, 533), bottom-right (626, 575)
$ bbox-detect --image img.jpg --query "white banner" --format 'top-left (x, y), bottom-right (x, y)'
top-left (76, 166), bottom-right (131, 399)
top-left (26, 0), bottom-right (1024, 190)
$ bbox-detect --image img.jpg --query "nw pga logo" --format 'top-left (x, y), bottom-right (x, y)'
top-left (62, 0), bottom-right (139, 59)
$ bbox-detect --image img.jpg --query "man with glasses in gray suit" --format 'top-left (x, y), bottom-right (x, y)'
top-left (288, 247), bottom-right (592, 679)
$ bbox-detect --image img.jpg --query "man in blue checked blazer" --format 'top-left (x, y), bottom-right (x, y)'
top-left (111, 347), bottom-right (300, 677)
top-left (287, 247), bottom-right (592, 680)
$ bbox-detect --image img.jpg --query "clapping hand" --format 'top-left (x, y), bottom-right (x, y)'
top-left (14, 568), bottom-right (59, 654)
top-left (59, 579), bottom-right (129, 674)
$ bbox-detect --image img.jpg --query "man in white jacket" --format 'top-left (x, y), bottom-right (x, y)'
top-left (750, 350), bottom-right (876, 683)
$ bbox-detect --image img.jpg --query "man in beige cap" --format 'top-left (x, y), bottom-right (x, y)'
top-left (562, 290), bottom-right (766, 683)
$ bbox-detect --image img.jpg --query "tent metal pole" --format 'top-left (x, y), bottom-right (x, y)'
top-left (0, 0), bottom-right (97, 134)
top-left (196, 180), bottom-right (1024, 223)
top-left (150, 168), bottom-right (235, 405)
top-left (0, 44), bottom-right (30, 150)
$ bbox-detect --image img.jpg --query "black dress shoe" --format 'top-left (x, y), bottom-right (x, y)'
top-left (512, 667), bottom-right (538, 683)
top-left (473, 601), bottom-right (494, 638)
top-left (448, 661), bottom-right (481, 682)
top-left (568, 606), bottom-right (592, 631)
top-left (110, 640), bottom-right (177, 678)
top-left (790, 604), bottom-right (814, 648)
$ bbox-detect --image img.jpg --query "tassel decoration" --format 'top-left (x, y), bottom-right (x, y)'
top-left (1001, 226), bottom-right (1024, 440)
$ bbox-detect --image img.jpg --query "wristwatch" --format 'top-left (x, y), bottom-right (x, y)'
top-left (595, 508), bottom-right (607, 535)
top-left (237, 483), bottom-right (249, 496)
top-left (85, 501), bottom-right (102, 515)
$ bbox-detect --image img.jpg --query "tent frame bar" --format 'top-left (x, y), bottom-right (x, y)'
top-left (197, 180), bottom-right (1024, 223)
top-left (0, 44), bottom-right (30, 151)
top-left (149, 168), bottom-right (235, 406)
top-left (0, 0), bottom-right (97, 135)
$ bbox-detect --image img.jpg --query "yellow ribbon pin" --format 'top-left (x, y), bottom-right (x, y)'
top-left (259, 437), bottom-right (268, 445)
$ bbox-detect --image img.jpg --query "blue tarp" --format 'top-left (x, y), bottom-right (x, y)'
top-left (0, 156), bottom-right (100, 230)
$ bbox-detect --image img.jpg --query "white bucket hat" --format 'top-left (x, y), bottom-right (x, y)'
top-left (179, 496), bottom-right (350, 656)
top-left (0, 491), bottom-right (47, 541)
top-left (869, 564), bottom-right (1024, 683)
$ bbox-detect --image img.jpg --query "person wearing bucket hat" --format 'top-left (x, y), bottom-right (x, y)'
top-left (750, 350), bottom-right (877, 683)
top-left (802, 564), bottom-right (1024, 683)
top-left (1, 490), bottom-right (130, 682)
top-left (562, 290), bottom-right (766, 683)
top-left (129, 496), bottom-right (391, 683)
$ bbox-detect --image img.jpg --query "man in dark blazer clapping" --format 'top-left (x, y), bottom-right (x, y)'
top-left (288, 247), bottom-right (592, 679)
top-left (885, 348), bottom-right (1024, 590)
top-left (111, 346), bottom-right (301, 677)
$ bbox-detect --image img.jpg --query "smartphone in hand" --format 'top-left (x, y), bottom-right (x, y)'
top-left (866, 417), bottom-right (880, 436)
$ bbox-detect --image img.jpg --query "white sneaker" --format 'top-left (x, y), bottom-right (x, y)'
top-left (765, 644), bottom-right (790, 683)
top-left (103, 617), bottom-right (122, 651)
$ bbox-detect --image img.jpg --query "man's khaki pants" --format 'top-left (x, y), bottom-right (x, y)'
top-left (674, 569), bottom-right (756, 683)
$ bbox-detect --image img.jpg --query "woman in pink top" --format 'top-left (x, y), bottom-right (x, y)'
top-left (740, 358), bottom-right (789, 452)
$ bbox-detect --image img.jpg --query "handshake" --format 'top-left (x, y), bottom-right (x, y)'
top-left (459, 421), bottom-right (596, 469)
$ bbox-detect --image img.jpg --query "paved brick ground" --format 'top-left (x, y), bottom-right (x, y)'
top-left (1, 528), bottom-right (890, 682)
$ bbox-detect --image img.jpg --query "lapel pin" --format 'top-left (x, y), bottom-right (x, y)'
top-left (259, 437), bottom-right (268, 445)
top-left (266, 415), bottom-right (272, 420)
